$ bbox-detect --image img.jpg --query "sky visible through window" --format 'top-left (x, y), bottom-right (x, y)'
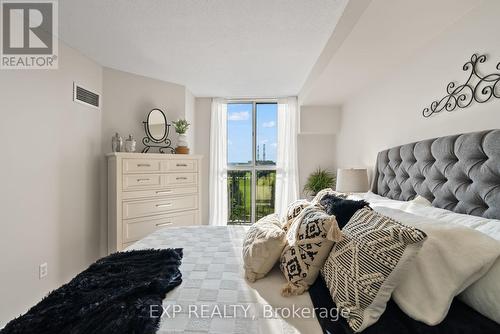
top-left (227, 103), bottom-right (277, 165)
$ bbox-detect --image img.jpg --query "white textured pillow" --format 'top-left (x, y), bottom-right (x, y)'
top-left (242, 214), bottom-right (286, 282)
top-left (408, 195), bottom-right (432, 206)
top-left (376, 207), bottom-right (500, 325)
top-left (353, 192), bottom-right (431, 212)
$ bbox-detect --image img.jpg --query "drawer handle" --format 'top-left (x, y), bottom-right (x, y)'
top-left (136, 178), bottom-right (150, 182)
top-left (156, 190), bottom-right (173, 195)
top-left (176, 163), bottom-right (188, 167)
top-left (137, 163), bottom-right (151, 167)
top-left (156, 203), bottom-right (172, 208)
top-left (176, 177), bottom-right (188, 180)
top-left (156, 222), bottom-right (173, 227)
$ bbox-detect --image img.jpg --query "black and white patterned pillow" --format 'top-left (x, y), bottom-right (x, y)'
top-left (280, 206), bottom-right (342, 296)
top-left (321, 208), bottom-right (427, 332)
top-left (281, 199), bottom-right (311, 231)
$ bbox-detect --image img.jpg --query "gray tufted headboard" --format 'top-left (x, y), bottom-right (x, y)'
top-left (372, 129), bottom-right (500, 219)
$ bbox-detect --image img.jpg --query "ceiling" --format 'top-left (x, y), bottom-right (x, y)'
top-left (59, 0), bottom-right (348, 98)
top-left (300, 0), bottom-right (482, 106)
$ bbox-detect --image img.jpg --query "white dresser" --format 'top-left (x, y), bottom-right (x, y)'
top-left (107, 153), bottom-right (202, 252)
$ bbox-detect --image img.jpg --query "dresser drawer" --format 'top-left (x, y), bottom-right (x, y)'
top-left (162, 159), bottom-right (198, 172)
top-left (122, 186), bottom-right (198, 200)
top-left (123, 159), bottom-right (161, 173)
top-left (123, 211), bottom-right (198, 243)
top-left (164, 173), bottom-right (197, 186)
top-left (122, 195), bottom-right (198, 219)
top-left (123, 174), bottom-right (162, 190)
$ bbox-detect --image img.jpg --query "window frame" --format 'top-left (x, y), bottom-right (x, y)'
top-left (227, 100), bottom-right (277, 224)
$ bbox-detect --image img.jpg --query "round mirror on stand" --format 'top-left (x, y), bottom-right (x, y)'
top-left (142, 108), bottom-right (174, 153)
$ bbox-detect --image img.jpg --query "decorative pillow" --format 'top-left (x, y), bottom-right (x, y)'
top-left (409, 195), bottom-right (432, 206)
top-left (311, 188), bottom-right (347, 206)
top-left (280, 206), bottom-right (342, 296)
top-left (321, 208), bottom-right (427, 332)
top-left (319, 194), bottom-right (370, 229)
top-left (242, 214), bottom-right (286, 282)
top-left (281, 199), bottom-right (311, 231)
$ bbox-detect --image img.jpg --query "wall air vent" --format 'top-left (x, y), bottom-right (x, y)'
top-left (73, 82), bottom-right (100, 109)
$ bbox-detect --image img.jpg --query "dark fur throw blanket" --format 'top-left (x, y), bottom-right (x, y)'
top-left (320, 194), bottom-right (371, 229)
top-left (1, 249), bottom-right (183, 334)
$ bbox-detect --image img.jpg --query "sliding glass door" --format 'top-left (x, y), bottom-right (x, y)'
top-left (227, 102), bottom-right (277, 224)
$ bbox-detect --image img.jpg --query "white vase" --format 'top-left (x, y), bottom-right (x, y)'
top-left (178, 133), bottom-right (188, 147)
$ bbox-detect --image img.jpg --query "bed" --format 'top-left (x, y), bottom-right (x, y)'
top-left (128, 129), bottom-right (500, 334)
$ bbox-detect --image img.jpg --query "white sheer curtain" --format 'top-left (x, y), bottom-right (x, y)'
top-left (209, 98), bottom-right (228, 226)
top-left (275, 97), bottom-right (299, 217)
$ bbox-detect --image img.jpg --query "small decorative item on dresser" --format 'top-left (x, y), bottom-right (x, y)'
top-left (172, 119), bottom-right (190, 154)
top-left (111, 132), bottom-right (123, 152)
top-left (124, 135), bottom-right (137, 152)
top-left (142, 108), bottom-right (175, 153)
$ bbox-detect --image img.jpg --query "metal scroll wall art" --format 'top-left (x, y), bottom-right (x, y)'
top-left (423, 54), bottom-right (500, 118)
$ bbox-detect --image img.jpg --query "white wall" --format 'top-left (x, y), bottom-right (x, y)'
top-left (298, 134), bottom-right (337, 194)
top-left (300, 106), bottom-right (341, 135)
top-left (194, 98), bottom-right (212, 224)
top-left (0, 42), bottom-right (102, 327)
top-left (298, 106), bottom-right (339, 194)
top-left (185, 89), bottom-right (196, 152)
top-left (101, 68), bottom-right (188, 153)
top-left (336, 0), bottom-right (500, 180)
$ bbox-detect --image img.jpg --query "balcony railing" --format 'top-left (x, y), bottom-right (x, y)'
top-left (227, 170), bottom-right (276, 224)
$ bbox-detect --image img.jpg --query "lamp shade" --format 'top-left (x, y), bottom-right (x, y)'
top-left (336, 168), bottom-right (369, 193)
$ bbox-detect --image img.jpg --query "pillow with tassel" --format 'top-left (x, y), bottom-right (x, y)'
top-left (279, 206), bottom-right (342, 296)
top-left (242, 214), bottom-right (286, 282)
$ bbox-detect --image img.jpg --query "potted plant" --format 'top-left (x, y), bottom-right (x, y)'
top-left (172, 119), bottom-right (190, 154)
top-left (303, 168), bottom-right (336, 199)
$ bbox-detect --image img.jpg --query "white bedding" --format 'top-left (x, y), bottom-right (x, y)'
top-left (375, 206), bottom-right (500, 325)
top-left (356, 192), bottom-right (500, 240)
top-left (353, 192), bottom-right (500, 324)
top-left (128, 225), bottom-right (322, 334)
